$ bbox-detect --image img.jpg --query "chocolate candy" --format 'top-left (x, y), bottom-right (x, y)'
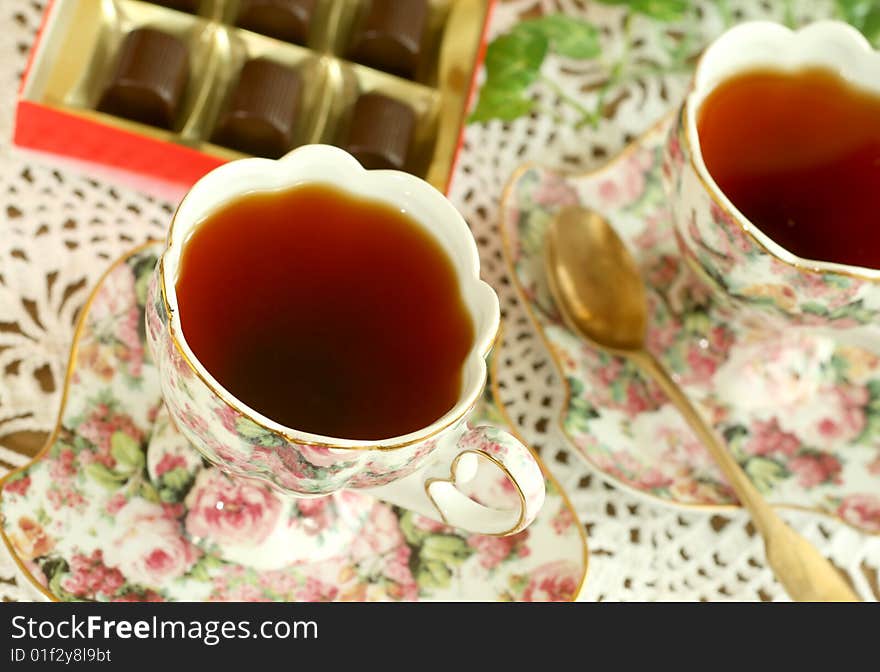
top-left (212, 58), bottom-right (303, 158)
top-left (344, 93), bottom-right (415, 171)
top-left (149, 0), bottom-right (200, 12)
top-left (347, 0), bottom-right (429, 79)
top-left (98, 28), bottom-right (189, 130)
top-left (236, 0), bottom-right (317, 46)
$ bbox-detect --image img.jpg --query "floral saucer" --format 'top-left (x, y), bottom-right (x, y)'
top-left (499, 116), bottom-right (880, 534)
top-left (0, 243), bottom-right (587, 602)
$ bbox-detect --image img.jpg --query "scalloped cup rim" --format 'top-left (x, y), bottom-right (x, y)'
top-left (159, 144), bottom-right (500, 450)
top-left (685, 19), bottom-right (880, 280)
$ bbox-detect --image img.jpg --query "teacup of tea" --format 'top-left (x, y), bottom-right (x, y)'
top-left (145, 144), bottom-right (545, 545)
top-left (665, 21), bottom-right (880, 343)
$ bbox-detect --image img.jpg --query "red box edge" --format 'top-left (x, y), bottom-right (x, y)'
top-left (14, 101), bottom-right (225, 191)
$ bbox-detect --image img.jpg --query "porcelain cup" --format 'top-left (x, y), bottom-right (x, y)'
top-left (145, 144), bottom-right (545, 539)
top-left (664, 20), bottom-right (880, 348)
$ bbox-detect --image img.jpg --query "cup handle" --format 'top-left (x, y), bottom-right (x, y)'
top-left (362, 422), bottom-right (546, 536)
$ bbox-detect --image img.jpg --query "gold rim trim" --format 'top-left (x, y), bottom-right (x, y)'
top-left (424, 448), bottom-right (528, 538)
top-left (0, 239), bottom-right (162, 603)
top-left (496, 114), bottom-right (880, 536)
top-left (157, 177), bottom-right (498, 453)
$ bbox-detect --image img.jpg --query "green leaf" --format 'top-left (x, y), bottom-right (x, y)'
top-left (204, 554), bottom-right (225, 569)
top-left (855, 379), bottom-right (880, 444)
top-left (780, 0), bottom-right (796, 28)
top-left (837, 0), bottom-right (880, 44)
top-left (138, 480), bottom-right (161, 503)
top-left (722, 424), bottom-right (748, 443)
top-left (467, 24), bottom-right (548, 123)
top-left (468, 86), bottom-right (535, 123)
top-left (132, 254), bottom-right (159, 307)
top-left (85, 462), bottom-right (128, 490)
top-left (864, 10), bottom-right (880, 44)
top-left (571, 397), bottom-right (600, 421)
top-left (840, 0), bottom-right (873, 22)
top-left (714, 0), bottom-right (734, 26)
top-left (744, 456), bottom-right (787, 494)
top-left (159, 488), bottom-right (179, 503)
top-left (417, 558), bottom-right (453, 589)
top-left (184, 555), bottom-right (227, 582)
top-left (595, 0), bottom-right (689, 21)
top-left (508, 572), bottom-right (530, 594)
top-left (95, 388), bottom-right (117, 407)
top-left (682, 309), bottom-right (711, 335)
top-left (483, 29), bottom-right (548, 90)
top-left (36, 507), bottom-right (50, 525)
top-left (71, 435), bottom-right (89, 452)
top-left (135, 272), bottom-right (151, 308)
top-left (515, 15), bottom-right (601, 59)
top-left (41, 556), bottom-right (69, 578)
top-left (191, 565), bottom-right (210, 582)
top-left (723, 424), bottom-right (749, 461)
top-left (800, 301), bottom-right (828, 316)
top-left (235, 417), bottom-right (283, 447)
top-left (420, 534), bottom-right (474, 565)
top-left (41, 557), bottom-right (74, 600)
top-left (111, 431), bottom-right (144, 471)
top-left (610, 377), bottom-right (626, 404)
top-left (804, 299), bottom-right (874, 325)
top-left (824, 274), bottom-right (853, 289)
top-left (187, 558), bottom-right (211, 582)
top-left (157, 465), bottom-right (194, 504)
top-left (161, 466), bottom-right (193, 492)
top-left (829, 353), bottom-right (849, 381)
top-left (399, 510), bottom-right (430, 546)
top-left (857, 413), bottom-right (880, 446)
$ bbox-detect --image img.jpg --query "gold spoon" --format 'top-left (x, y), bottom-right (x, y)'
top-left (544, 205), bottom-right (859, 602)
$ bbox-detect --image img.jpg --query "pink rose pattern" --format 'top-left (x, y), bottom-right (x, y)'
top-left (0, 245), bottom-right (585, 601)
top-left (103, 499), bottom-right (200, 588)
top-left (60, 550), bottom-right (125, 599)
top-left (185, 469), bottom-right (282, 547)
top-left (503, 119), bottom-right (880, 518)
top-left (837, 494), bottom-right (880, 534)
top-left (522, 560), bottom-right (583, 602)
top-left (743, 419), bottom-right (800, 458)
top-left (467, 531), bottom-right (531, 569)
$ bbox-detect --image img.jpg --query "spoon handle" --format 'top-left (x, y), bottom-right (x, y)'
top-left (629, 348), bottom-right (859, 602)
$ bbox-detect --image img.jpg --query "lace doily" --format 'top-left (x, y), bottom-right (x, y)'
top-left (2, 0), bottom-right (878, 601)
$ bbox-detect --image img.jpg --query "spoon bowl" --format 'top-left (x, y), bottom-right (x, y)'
top-left (544, 206), bottom-right (647, 352)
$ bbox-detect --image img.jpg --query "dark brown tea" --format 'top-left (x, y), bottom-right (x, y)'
top-left (175, 184), bottom-right (474, 440)
top-left (697, 67), bottom-right (880, 268)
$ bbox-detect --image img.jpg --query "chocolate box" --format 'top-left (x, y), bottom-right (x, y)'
top-left (15, 0), bottom-right (493, 201)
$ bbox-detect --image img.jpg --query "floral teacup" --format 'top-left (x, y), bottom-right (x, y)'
top-left (665, 21), bottom-right (880, 347)
top-left (145, 145), bottom-right (545, 555)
